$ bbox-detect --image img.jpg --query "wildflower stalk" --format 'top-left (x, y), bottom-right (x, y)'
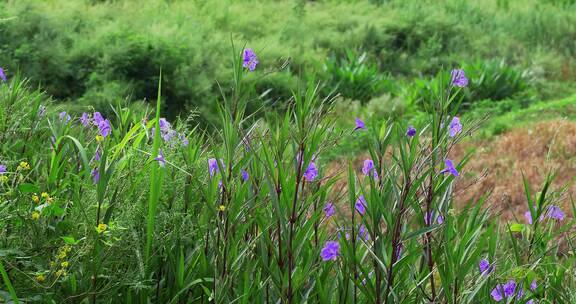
top-left (384, 176), bottom-right (411, 304)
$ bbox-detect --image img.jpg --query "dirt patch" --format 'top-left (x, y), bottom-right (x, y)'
top-left (325, 120), bottom-right (576, 223)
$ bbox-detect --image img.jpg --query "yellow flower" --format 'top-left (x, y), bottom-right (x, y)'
top-left (32, 194), bottom-right (40, 204)
top-left (50, 261), bottom-right (56, 268)
top-left (18, 162), bottom-right (30, 170)
top-left (0, 175), bottom-right (8, 183)
top-left (64, 245), bottom-right (72, 253)
top-left (41, 192), bottom-right (50, 199)
top-left (96, 223), bottom-right (108, 234)
top-left (61, 261), bottom-right (69, 268)
top-left (218, 205), bottom-right (226, 212)
top-left (31, 211), bottom-right (40, 220)
top-left (35, 274), bottom-right (46, 283)
top-left (46, 197), bottom-right (54, 204)
top-left (55, 269), bottom-right (66, 277)
top-left (95, 135), bottom-right (104, 143)
top-left (58, 251), bottom-right (67, 260)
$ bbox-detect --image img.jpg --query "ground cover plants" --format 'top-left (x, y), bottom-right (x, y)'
top-left (1, 46), bottom-right (575, 303)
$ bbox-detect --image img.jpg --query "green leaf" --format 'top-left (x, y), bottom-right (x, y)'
top-left (61, 236), bottom-right (81, 245)
top-left (18, 183), bottom-right (39, 194)
top-left (509, 223), bottom-right (525, 233)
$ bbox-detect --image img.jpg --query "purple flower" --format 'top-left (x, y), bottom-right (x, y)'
top-left (441, 159), bottom-right (459, 177)
top-left (451, 69), bottom-right (468, 87)
top-left (91, 168), bottom-right (100, 184)
top-left (208, 158), bottom-right (224, 176)
top-left (547, 205), bottom-right (565, 220)
top-left (98, 119), bottom-right (111, 137)
top-left (241, 169), bottom-right (249, 182)
top-left (320, 241), bottom-right (339, 261)
top-left (406, 125), bottom-right (416, 137)
top-left (437, 214), bottom-right (444, 224)
top-left (479, 259), bottom-right (493, 276)
top-left (355, 195), bottom-right (367, 215)
top-left (304, 162), bottom-right (318, 182)
top-left (530, 280), bottom-right (537, 291)
top-left (59, 111), bottom-right (71, 123)
top-left (354, 118), bottom-right (366, 131)
top-left (93, 112), bottom-right (104, 126)
top-left (242, 48), bottom-right (259, 71)
top-left (323, 202), bottom-right (335, 218)
top-left (154, 150), bottom-right (166, 167)
top-left (0, 67), bottom-right (6, 82)
top-left (80, 112), bottom-right (91, 127)
top-left (94, 148), bottom-right (101, 162)
top-left (179, 133), bottom-right (189, 146)
top-left (449, 117), bottom-right (462, 137)
top-left (358, 225), bottom-right (370, 241)
top-left (491, 280), bottom-right (517, 301)
top-left (0, 164), bottom-right (6, 174)
top-left (362, 159), bottom-right (378, 179)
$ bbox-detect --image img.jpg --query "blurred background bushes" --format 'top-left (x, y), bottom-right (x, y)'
top-left (0, 0), bottom-right (575, 127)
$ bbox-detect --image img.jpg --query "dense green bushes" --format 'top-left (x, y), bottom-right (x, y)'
top-left (0, 0), bottom-right (575, 126)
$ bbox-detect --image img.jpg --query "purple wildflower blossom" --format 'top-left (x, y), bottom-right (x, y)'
top-left (98, 119), bottom-right (111, 137)
top-left (320, 241), bottom-right (339, 261)
top-left (449, 117), bottom-right (462, 137)
top-left (437, 214), bottom-right (444, 224)
top-left (406, 125), bottom-right (416, 137)
top-left (154, 150), bottom-right (166, 167)
top-left (80, 112), bottom-right (91, 127)
top-left (304, 162), bottom-right (318, 182)
top-left (95, 148), bottom-right (101, 162)
top-left (0, 67), bottom-right (6, 82)
top-left (355, 195), bottom-right (367, 215)
top-left (242, 48), bottom-right (259, 71)
top-left (59, 111), bottom-right (71, 123)
top-left (179, 133), bottom-right (189, 146)
top-left (525, 210), bottom-right (544, 225)
top-left (362, 159), bottom-right (378, 178)
top-left (441, 159), bottom-right (459, 177)
top-left (530, 280), bottom-right (537, 291)
top-left (451, 69), bottom-right (468, 87)
top-left (479, 259), bottom-right (493, 276)
top-left (0, 164), bottom-right (6, 174)
top-left (241, 169), bottom-right (249, 182)
top-left (547, 205), bottom-right (565, 220)
top-left (208, 158), bottom-right (224, 176)
top-left (354, 118), bottom-right (366, 131)
top-left (93, 112), bottom-right (104, 126)
top-left (91, 168), bottom-right (100, 184)
top-left (324, 202), bottom-right (335, 218)
top-left (491, 280), bottom-right (517, 301)
top-left (358, 225), bottom-right (370, 241)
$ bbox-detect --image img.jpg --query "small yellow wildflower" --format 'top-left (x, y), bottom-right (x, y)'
top-left (35, 274), bottom-right (46, 283)
top-left (61, 261), bottom-right (69, 268)
top-left (218, 205), bottom-right (226, 212)
top-left (0, 175), bottom-right (8, 183)
top-left (96, 223), bottom-right (108, 234)
top-left (64, 245), bottom-right (72, 253)
top-left (57, 250), bottom-right (67, 260)
top-left (95, 135), bottom-right (104, 142)
top-left (18, 161), bottom-right (30, 170)
top-left (32, 194), bottom-right (40, 204)
top-left (55, 269), bottom-right (66, 277)
top-left (31, 211), bottom-right (40, 221)
top-left (41, 192), bottom-right (50, 199)
top-left (50, 261), bottom-right (56, 268)
top-left (46, 196), bottom-right (54, 204)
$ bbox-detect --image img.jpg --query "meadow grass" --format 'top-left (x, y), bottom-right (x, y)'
top-left (1, 48), bottom-right (575, 303)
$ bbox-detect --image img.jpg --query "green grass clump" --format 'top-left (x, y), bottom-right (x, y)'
top-left (1, 50), bottom-right (575, 303)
